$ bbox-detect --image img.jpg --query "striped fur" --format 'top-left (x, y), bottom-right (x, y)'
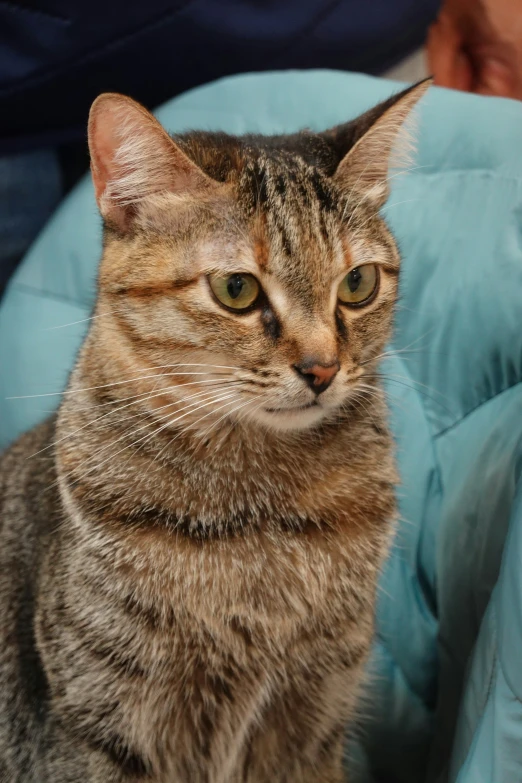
top-left (0, 81), bottom-right (428, 782)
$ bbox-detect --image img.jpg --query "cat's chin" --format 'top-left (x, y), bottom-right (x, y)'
top-left (247, 403), bottom-right (331, 432)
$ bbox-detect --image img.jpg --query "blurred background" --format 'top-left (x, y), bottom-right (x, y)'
top-left (2, 0), bottom-right (521, 298)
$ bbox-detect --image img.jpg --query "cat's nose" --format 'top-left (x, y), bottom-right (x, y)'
top-left (293, 359), bottom-right (340, 395)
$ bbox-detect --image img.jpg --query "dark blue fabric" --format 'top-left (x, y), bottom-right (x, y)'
top-left (0, 0), bottom-right (439, 153)
top-left (0, 148), bottom-right (62, 295)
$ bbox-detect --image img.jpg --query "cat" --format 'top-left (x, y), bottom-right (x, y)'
top-left (0, 79), bottom-right (428, 783)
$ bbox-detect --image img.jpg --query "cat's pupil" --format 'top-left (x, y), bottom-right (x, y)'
top-left (227, 275), bottom-right (245, 299)
top-left (347, 268), bottom-right (362, 292)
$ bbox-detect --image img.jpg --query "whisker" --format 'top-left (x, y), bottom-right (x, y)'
top-left (386, 163), bottom-right (433, 184)
top-left (383, 197), bottom-right (421, 212)
top-left (43, 307), bottom-right (127, 331)
top-left (71, 389), bottom-right (242, 481)
top-left (7, 363), bottom-right (256, 402)
top-left (58, 377), bottom-right (246, 414)
top-left (361, 329), bottom-right (437, 366)
top-left (40, 387), bottom-right (242, 498)
top-left (149, 393), bottom-right (248, 464)
top-left (376, 372), bottom-right (449, 401)
top-left (8, 372), bottom-right (233, 401)
top-left (344, 388), bottom-right (380, 419)
top-left (42, 391), bottom-right (237, 501)
top-left (373, 375), bottom-right (454, 415)
top-left (130, 363), bottom-right (246, 372)
top-left (122, 390), bottom-right (246, 471)
top-left (194, 395), bottom-right (255, 442)
top-left (28, 381), bottom-right (247, 459)
top-left (349, 380), bottom-right (413, 417)
top-left (358, 377), bottom-right (419, 411)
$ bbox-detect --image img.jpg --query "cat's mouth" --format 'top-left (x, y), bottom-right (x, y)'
top-left (264, 401), bottom-right (319, 413)
top-left (252, 400), bottom-right (329, 431)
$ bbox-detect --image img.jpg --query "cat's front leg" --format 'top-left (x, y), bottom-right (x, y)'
top-left (239, 740), bottom-right (346, 783)
top-left (297, 727), bottom-right (346, 783)
top-left (308, 754), bottom-right (346, 783)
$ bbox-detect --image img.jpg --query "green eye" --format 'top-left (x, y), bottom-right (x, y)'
top-left (338, 264), bottom-right (379, 306)
top-left (209, 273), bottom-right (260, 311)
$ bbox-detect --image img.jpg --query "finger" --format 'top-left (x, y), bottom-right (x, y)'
top-left (427, 19), bottom-right (473, 91)
top-left (454, 50), bottom-right (474, 92)
top-left (476, 58), bottom-right (520, 98)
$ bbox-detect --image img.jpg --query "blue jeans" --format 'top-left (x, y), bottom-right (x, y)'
top-left (0, 149), bottom-right (62, 298)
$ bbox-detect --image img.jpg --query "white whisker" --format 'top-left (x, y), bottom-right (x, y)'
top-left (361, 328), bottom-right (437, 366)
top-left (8, 372), bottom-right (232, 401)
top-left (28, 381), bottom-right (247, 459)
top-left (193, 396), bottom-right (255, 443)
top-left (150, 393), bottom-right (249, 464)
top-left (7, 363), bottom-right (256, 401)
top-left (383, 197), bottom-right (421, 212)
top-left (72, 389), bottom-right (243, 481)
top-left (43, 308), bottom-right (127, 331)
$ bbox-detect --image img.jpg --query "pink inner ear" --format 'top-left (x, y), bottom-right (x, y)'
top-left (88, 94), bottom-right (219, 231)
top-left (88, 97), bottom-right (140, 220)
top-left (90, 110), bottom-right (121, 206)
top-left (88, 96), bottom-right (171, 229)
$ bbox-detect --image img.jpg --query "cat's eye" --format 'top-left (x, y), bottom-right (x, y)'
top-left (209, 273), bottom-right (260, 311)
top-left (337, 264), bottom-right (379, 306)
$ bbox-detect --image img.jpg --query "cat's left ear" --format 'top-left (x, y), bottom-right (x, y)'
top-left (323, 79), bottom-right (431, 208)
top-left (88, 93), bottom-right (217, 231)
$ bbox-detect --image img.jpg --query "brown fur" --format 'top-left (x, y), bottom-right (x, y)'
top-left (0, 80), bottom-right (429, 782)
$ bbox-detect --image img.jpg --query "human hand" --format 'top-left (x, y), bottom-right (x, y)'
top-left (427, 0), bottom-right (522, 99)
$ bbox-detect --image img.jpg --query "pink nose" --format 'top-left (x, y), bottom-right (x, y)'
top-left (293, 359), bottom-right (340, 394)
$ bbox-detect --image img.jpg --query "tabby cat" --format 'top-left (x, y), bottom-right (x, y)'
top-left (0, 80), bottom-right (428, 783)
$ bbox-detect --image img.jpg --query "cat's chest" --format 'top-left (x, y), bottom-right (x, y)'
top-left (51, 449), bottom-right (393, 779)
top-left (107, 436), bottom-right (390, 529)
top-left (63, 434), bottom-right (395, 625)
top-left (104, 492), bottom-right (392, 646)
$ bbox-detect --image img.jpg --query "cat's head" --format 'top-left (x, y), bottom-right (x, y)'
top-left (87, 81), bottom-right (428, 434)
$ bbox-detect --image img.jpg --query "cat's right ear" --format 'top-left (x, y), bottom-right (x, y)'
top-left (88, 93), bottom-right (216, 231)
top-left (321, 79), bottom-right (430, 208)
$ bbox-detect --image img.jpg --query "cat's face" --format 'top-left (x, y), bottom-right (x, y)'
top-left (88, 84), bottom-right (427, 434)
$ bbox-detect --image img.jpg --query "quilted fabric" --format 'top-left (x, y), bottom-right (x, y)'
top-left (1, 70), bottom-right (521, 783)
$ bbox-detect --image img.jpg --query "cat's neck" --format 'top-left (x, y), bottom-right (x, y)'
top-left (55, 354), bottom-right (391, 534)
